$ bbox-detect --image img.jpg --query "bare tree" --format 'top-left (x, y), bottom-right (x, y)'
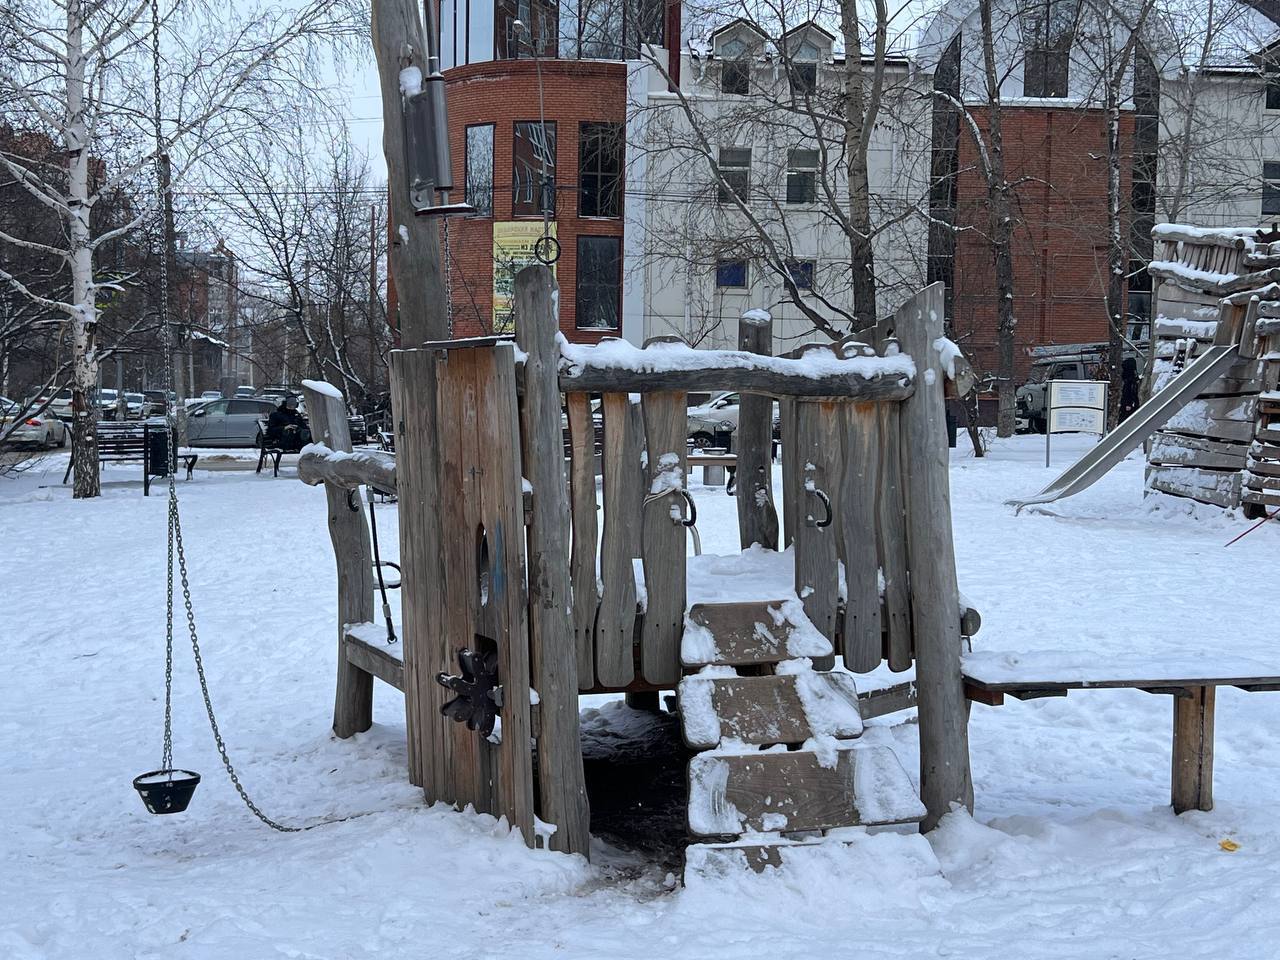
top-left (631, 0), bottom-right (933, 344)
top-left (0, 0), bottom-right (354, 497)
top-left (217, 121), bottom-right (391, 403)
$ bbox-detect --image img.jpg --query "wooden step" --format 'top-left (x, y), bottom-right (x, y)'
top-left (687, 744), bottom-right (925, 837)
top-left (682, 600), bottom-right (832, 668)
top-left (678, 670), bottom-right (862, 749)
top-left (685, 836), bottom-right (832, 874)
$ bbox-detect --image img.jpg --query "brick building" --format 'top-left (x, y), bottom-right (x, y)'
top-left (439, 0), bottom-right (676, 343)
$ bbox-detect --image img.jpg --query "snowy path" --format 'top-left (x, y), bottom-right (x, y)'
top-left (2, 437), bottom-right (1279, 958)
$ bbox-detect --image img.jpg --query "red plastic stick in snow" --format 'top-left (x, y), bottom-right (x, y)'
top-left (1224, 508), bottom-right (1280, 547)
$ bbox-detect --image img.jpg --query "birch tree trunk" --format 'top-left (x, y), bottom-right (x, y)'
top-left (66, 0), bottom-right (101, 498)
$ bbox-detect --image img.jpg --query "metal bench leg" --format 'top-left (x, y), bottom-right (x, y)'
top-left (63, 452), bottom-right (74, 485)
top-left (273, 450), bottom-right (282, 478)
top-left (256, 447), bottom-right (267, 474)
top-left (185, 455), bottom-right (197, 480)
top-left (1172, 685), bottom-right (1215, 813)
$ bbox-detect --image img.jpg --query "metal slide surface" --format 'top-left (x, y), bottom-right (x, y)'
top-left (1008, 344), bottom-right (1242, 511)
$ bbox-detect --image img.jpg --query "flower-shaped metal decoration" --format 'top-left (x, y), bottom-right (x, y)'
top-left (436, 646), bottom-right (502, 737)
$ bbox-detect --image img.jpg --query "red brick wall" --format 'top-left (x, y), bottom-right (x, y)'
top-left (444, 59), bottom-right (626, 342)
top-left (951, 105), bottom-right (1135, 380)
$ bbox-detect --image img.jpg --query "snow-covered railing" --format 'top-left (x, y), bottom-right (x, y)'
top-left (557, 335), bottom-right (916, 401)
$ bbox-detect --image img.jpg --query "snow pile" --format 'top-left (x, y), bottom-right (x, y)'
top-left (557, 333), bottom-right (915, 384)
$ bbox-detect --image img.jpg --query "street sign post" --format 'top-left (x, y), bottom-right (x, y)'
top-left (1046, 380), bottom-right (1108, 467)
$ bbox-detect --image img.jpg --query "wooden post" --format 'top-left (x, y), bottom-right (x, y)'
top-left (596, 392), bottom-right (640, 687)
top-left (389, 350), bottom-right (446, 792)
top-left (371, 0), bottom-right (448, 344)
top-left (895, 282), bottom-right (974, 830)
top-left (793, 400), bottom-right (840, 658)
top-left (837, 403), bottom-right (881, 672)
top-left (779, 399), bottom-right (798, 547)
top-left (1172, 685), bottom-right (1215, 813)
top-left (565, 392), bottom-right (599, 688)
top-left (512, 266), bottom-right (590, 856)
top-left (302, 382), bottom-right (376, 741)
top-left (736, 314), bottom-right (779, 550)
top-left (640, 390), bottom-right (688, 686)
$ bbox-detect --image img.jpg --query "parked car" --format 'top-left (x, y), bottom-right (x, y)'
top-left (185, 397), bottom-right (280, 447)
top-left (1015, 347), bottom-right (1147, 434)
top-left (200, 390), bottom-right (223, 401)
top-left (348, 412), bottom-right (368, 445)
top-left (1, 397), bottom-right (68, 449)
top-left (123, 392), bottom-right (146, 419)
top-left (234, 385), bottom-right (257, 398)
top-left (29, 387), bottom-right (74, 420)
top-left (142, 390), bottom-right (171, 416)
top-left (686, 392), bottom-right (780, 446)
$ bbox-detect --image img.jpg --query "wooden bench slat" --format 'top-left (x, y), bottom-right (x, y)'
top-left (678, 670), bottom-right (863, 749)
top-left (682, 600), bottom-right (832, 668)
top-left (687, 744), bottom-right (925, 836)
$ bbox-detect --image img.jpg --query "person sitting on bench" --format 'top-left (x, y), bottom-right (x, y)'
top-left (265, 396), bottom-right (311, 453)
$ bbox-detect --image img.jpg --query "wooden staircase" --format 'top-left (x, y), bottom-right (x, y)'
top-left (677, 600), bottom-right (926, 873)
top-left (1245, 313), bottom-right (1280, 514)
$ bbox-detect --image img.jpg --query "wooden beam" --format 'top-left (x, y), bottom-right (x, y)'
top-left (640, 390), bottom-right (687, 686)
top-left (302, 382), bottom-right (376, 742)
top-left (735, 313), bottom-right (780, 550)
top-left (896, 282), bottom-right (974, 830)
top-left (298, 447), bottom-right (397, 492)
top-left (1172, 685), bottom-right (1215, 814)
top-left (512, 267), bottom-right (590, 857)
top-left (344, 630), bottom-right (405, 691)
top-left (558, 344), bottom-right (914, 401)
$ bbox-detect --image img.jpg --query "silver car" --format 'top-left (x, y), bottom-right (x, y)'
top-left (1, 397), bottom-right (68, 449)
top-left (185, 397), bottom-right (280, 447)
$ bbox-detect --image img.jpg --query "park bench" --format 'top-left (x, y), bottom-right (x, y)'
top-left (62, 420), bottom-right (196, 495)
top-left (255, 416), bottom-right (311, 477)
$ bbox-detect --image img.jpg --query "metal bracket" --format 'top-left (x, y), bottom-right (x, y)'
top-left (436, 646), bottom-right (502, 737)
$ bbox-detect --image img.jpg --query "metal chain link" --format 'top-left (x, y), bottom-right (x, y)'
top-left (149, 0), bottom-right (298, 833)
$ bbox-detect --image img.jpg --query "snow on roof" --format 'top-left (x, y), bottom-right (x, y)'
top-left (190, 329), bottom-right (228, 348)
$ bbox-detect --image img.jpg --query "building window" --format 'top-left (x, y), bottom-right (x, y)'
top-left (722, 58), bottom-right (750, 95)
top-left (786, 149), bottom-right (818, 204)
top-left (496, 0), bottom-right (557, 58)
top-left (717, 147), bottom-right (751, 203)
top-left (465, 124), bottom-right (494, 218)
top-left (513, 121), bottom-right (556, 218)
top-left (1264, 161), bottom-right (1280, 215)
top-left (787, 259), bottom-right (815, 289)
top-left (576, 236), bottom-right (621, 329)
top-left (715, 260), bottom-right (748, 288)
top-left (788, 41), bottom-right (819, 97)
top-left (579, 122), bottom-right (623, 218)
top-left (1023, 0), bottom-right (1076, 98)
top-left (1268, 63), bottom-right (1280, 110)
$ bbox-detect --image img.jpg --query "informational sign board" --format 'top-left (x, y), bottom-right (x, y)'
top-left (492, 222), bottom-right (556, 333)
top-left (1045, 379), bottom-right (1108, 467)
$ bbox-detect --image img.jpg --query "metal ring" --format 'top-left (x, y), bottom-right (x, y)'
top-left (376, 560), bottom-right (401, 589)
top-left (346, 489), bottom-right (360, 512)
top-left (534, 235), bottom-right (561, 265)
top-left (809, 487), bottom-right (832, 528)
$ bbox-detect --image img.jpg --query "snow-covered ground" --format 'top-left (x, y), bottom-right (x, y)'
top-left (3, 435), bottom-right (1279, 958)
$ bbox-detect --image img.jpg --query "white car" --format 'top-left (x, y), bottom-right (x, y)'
top-left (686, 393), bottom-right (780, 445)
top-left (1, 397), bottom-right (68, 449)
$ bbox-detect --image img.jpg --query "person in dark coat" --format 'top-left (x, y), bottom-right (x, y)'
top-left (267, 396), bottom-right (311, 452)
top-left (1120, 357), bottom-right (1141, 421)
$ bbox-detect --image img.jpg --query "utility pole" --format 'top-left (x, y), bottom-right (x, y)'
top-left (371, 0), bottom-right (448, 344)
top-left (160, 154), bottom-right (189, 444)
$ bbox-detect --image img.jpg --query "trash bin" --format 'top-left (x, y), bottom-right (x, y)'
top-left (145, 422), bottom-right (174, 478)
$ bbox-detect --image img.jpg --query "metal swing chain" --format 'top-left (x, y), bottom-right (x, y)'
top-left (149, 0), bottom-right (298, 833)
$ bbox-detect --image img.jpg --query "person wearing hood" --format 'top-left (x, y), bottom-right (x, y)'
top-left (266, 395), bottom-right (311, 451)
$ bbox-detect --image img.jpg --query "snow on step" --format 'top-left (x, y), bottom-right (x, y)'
top-left (681, 599), bottom-right (831, 668)
top-left (686, 744), bottom-right (925, 837)
top-left (678, 667), bottom-right (863, 749)
top-left (685, 836), bottom-right (832, 874)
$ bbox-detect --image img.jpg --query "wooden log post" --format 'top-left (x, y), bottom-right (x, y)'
top-left (389, 350), bottom-right (447, 792)
top-left (512, 266), bottom-right (590, 856)
top-left (301, 381), bottom-right (377, 741)
top-left (1172, 685), bottom-right (1215, 814)
top-left (895, 282), bottom-right (974, 830)
top-left (837, 403), bottom-right (882, 672)
top-left (371, 0), bottom-right (448, 345)
top-left (793, 400), bottom-right (840, 662)
top-left (736, 313), bottom-right (779, 550)
top-left (596, 393), bottom-right (642, 687)
top-left (565, 392), bottom-right (599, 688)
top-left (640, 389), bottom-right (688, 686)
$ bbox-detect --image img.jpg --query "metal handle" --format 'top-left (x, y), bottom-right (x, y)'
top-left (676, 488), bottom-right (697, 527)
top-left (808, 487), bottom-right (832, 528)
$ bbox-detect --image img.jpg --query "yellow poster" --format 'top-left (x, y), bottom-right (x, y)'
top-left (492, 221), bottom-right (556, 333)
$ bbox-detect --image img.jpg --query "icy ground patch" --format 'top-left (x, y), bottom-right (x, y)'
top-left (2, 436), bottom-right (1279, 958)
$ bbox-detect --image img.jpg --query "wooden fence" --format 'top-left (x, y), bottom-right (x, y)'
top-left (308, 266), bottom-right (975, 858)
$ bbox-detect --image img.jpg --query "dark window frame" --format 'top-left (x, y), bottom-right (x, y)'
top-left (721, 57), bottom-right (750, 95)
top-left (788, 60), bottom-right (818, 97)
top-left (578, 121), bottom-right (623, 219)
top-left (464, 123), bottom-right (495, 218)
top-left (786, 149), bottom-right (818, 204)
top-left (1267, 63), bottom-right (1280, 110)
top-left (512, 120), bottom-right (557, 218)
top-left (715, 259), bottom-right (749, 288)
top-left (717, 146), bottom-right (751, 204)
top-left (576, 235), bottom-right (622, 330)
top-left (1264, 160), bottom-right (1280, 216)
top-left (786, 259), bottom-right (815, 290)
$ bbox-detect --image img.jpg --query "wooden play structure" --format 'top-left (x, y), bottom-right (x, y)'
top-left (1145, 225), bottom-right (1279, 514)
top-left (299, 270), bottom-right (980, 865)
